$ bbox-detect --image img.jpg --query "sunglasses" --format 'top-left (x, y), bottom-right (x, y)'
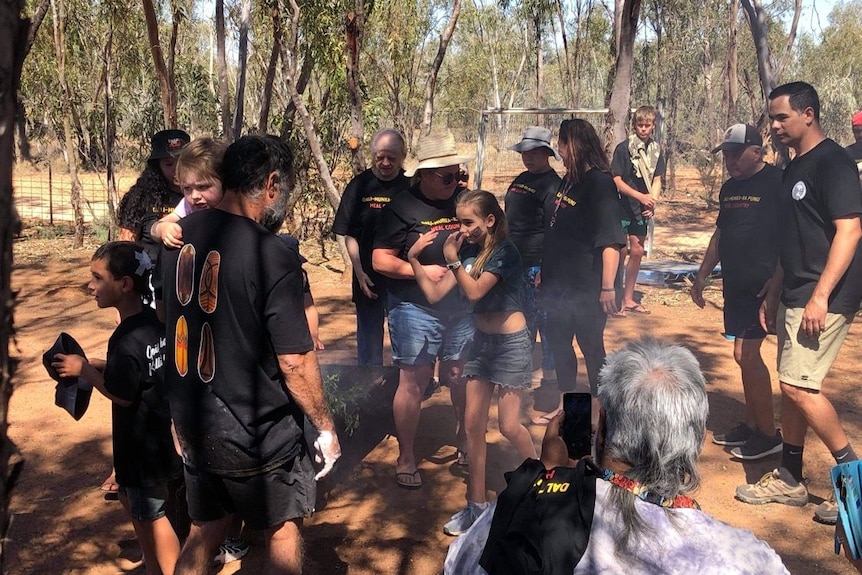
top-left (433, 171), bottom-right (458, 185)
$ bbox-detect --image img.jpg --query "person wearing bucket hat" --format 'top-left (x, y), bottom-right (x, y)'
top-left (333, 129), bottom-right (409, 366)
top-left (373, 131), bottom-right (474, 489)
top-left (691, 124), bottom-right (783, 461)
top-left (505, 126), bottom-right (560, 386)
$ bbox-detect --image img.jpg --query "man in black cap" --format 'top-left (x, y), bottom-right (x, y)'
top-left (691, 123), bottom-right (783, 460)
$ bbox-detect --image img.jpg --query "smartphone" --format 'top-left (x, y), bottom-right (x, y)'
top-left (562, 392), bottom-right (592, 459)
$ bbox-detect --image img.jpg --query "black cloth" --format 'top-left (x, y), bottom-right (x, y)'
top-left (778, 139), bottom-right (862, 314)
top-left (846, 141), bottom-right (862, 162)
top-left (610, 140), bottom-right (666, 219)
top-left (43, 333), bottom-right (93, 420)
top-left (333, 169), bottom-right (409, 303)
top-left (162, 208), bottom-right (314, 477)
top-left (541, 171), bottom-right (626, 302)
top-left (505, 170), bottom-right (561, 267)
top-left (479, 458), bottom-right (596, 575)
top-left (715, 164), bottom-right (782, 298)
top-left (461, 239), bottom-right (524, 315)
top-left (103, 308), bottom-right (181, 488)
top-left (373, 184), bottom-right (467, 313)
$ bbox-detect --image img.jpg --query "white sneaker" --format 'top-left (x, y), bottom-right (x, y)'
top-left (443, 502), bottom-right (487, 536)
top-left (214, 537), bottom-right (249, 564)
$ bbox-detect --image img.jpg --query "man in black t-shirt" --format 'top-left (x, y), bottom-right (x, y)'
top-left (736, 83), bottom-right (862, 526)
top-left (163, 135), bottom-right (341, 574)
top-left (691, 124), bottom-right (782, 461)
top-left (333, 129), bottom-right (408, 366)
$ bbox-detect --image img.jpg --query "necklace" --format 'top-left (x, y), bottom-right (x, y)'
top-left (601, 469), bottom-right (701, 510)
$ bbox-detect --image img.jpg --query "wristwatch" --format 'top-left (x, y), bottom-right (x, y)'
top-left (446, 260), bottom-right (462, 271)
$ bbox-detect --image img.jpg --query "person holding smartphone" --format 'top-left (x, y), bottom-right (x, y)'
top-left (445, 338), bottom-right (789, 575)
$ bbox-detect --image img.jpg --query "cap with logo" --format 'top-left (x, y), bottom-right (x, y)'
top-left (148, 129), bottom-right (191, 165)
top-left (711, 124), bottom-right (762, 153)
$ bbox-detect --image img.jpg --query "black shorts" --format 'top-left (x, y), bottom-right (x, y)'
top-left (184, 449), bottom-right (316, 530)
top-left (723, 293), bottom-right (766, 339)
top-left (621, 217), bottom-right (647, 237)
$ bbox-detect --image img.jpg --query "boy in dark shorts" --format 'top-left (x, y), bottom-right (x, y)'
top-left (52, 242), bottom-right (182, 575)
top-left (611, 105), bottom-right (665, 315)
top-left (691, 124), bottom-right (782, 460)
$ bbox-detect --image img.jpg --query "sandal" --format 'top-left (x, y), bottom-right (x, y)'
top-left (531, 409), bottom-right (562, 426)
top-left (395, 469), bottom-right (423, 490)
top-left (624, 304), bottom-right (651, 315)
top-left (100, 473), bottom-right (119, 493)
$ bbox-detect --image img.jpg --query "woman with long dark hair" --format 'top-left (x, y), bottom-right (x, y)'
top-left (533, 119), bottom-right (625, 422)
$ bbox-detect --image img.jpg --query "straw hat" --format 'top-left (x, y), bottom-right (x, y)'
top-left (405, 132), bottom-right (473, 177)
top-left (508, 126), bottom-right (561, 161)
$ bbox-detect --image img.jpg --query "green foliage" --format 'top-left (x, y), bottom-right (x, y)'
top-left (322, 373), bottom-right (371, 436)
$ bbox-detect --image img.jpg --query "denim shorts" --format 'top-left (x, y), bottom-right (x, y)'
top-left (463, 328), bottom-right (532, 389)
top-left (388, 300), bottom-right (474, 366)
top-left (119, 482), bottom-right (171, 522)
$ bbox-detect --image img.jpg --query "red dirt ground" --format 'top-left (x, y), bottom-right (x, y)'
top-left (7, 194), bottom-right (862, 574)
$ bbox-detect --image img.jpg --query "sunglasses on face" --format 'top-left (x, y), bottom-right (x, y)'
top-left (433, 171), bottom-right (458, 185)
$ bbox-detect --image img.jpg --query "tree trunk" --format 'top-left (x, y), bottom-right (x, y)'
top-left (555, 0), bottom-right (576, 105)
top-left (104, 20), bottom-right (118, 239)
top-left (0, 1), bottom-right (27, 569)
top-left (534, 14), bottom-right (543, 108)
top-left (142, 0), bottom-right (177, 128)
top-left (216, 0), bottom-right (233, 140)
top-left (421, 0), bottom-right (461, 135)
top-left (346, 2), bottom-right (367, 177)
top-left (604, 0), bottom-right (641, 151)
top-left (233, 0), bottom-right (252, 139)
top-left (726, 0), bottom-right (738, 125)
top-left (280, 0), bottom-right (342, 211)
top-left (14, 0), bottom-right (49, 162)
top-left (259, 0), bottom-right (282, 133)
top-left (51, 0), bottom-right (84, 246)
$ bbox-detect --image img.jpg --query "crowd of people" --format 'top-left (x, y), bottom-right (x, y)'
top-left (47, 79), bottom-right (862, 573)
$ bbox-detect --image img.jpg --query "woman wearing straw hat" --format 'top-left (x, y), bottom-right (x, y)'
top-left (373, 132), bottom-right (474, 489)
top-left (534, 119), bottom-right (625, 422)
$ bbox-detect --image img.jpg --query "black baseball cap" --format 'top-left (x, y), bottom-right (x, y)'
top-left (148, 129), bottom-right (190, 164)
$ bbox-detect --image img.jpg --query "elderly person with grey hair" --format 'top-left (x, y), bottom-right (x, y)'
top-left (445, 338), bottom-right (788, 575)
top-left (333, 128), bottom-right (409, 366)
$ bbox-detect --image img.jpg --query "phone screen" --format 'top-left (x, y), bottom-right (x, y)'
top-left (562, 392), bottom-right (592, 459)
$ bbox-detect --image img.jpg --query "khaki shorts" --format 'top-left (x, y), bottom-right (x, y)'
top-left (777, 304), bottom-right (854, 390)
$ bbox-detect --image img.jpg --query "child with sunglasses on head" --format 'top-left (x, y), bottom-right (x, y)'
top-left (408, 189), bottom-right (538, 536)
top-left (51, 242), bottom-right (182, 575)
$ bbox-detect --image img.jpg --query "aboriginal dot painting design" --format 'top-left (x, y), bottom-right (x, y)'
top-left (175, 315), bottom-right (188, 376)
top-left (199, 251), bottom-right (220, 313)
top-left (198, 322), bottom-right (215, 382)
top-left (176, 244), bottom-right (196, 306)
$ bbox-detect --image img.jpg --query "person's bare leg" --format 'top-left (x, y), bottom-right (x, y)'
top-left (264, 518), bottom-right (304, 575)
top-left (734, 336), bottom-right (775, 435)
top-left (465, 377), bottom-right (494, 504)
top-left (174, 516), bottom-right (233, 575)
top-left (781, 382), bottom-right (849, 451)
top-left (393, 364), bottom-right (433, 474)
top-left (443, 360), bottom-right (467, 452)
top-left (131, 516), bottom-right (181, 575)
top-left (497, 387), bottom-right (537, 460)
top-left (622, 234), bottom-right (645, 309)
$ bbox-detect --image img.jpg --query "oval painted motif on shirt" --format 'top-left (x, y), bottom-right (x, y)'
top-left (792, 181), bottom-right (807, 201)
top-left (175, 315), bottom-right (188, 377)
top-left (176, 244), bottom-right (196, 306)
top-left (198, 322), bottom-right (215, 383)
top-left (198, 251), bottom-right (220, 313)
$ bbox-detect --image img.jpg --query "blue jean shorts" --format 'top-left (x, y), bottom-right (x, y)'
top-left (388, 300), bottom-right (474, 366)
top-left (119, 482), bottom-right (171, 522)
top-left (463, 328), bottom-right (532, 389)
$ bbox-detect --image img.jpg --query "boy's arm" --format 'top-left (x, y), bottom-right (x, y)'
top-left (51, 353), bottom-right (132, 407)
top-left (613, 175), bottom-right (656, 210)
top-left (303, 292), bottom-right (325, 350)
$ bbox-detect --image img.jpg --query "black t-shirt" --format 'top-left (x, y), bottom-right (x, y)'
top-left (373, 185), bottom-right (467, 314)
top-left (332, 169), bottom-right (409, 303)
top-left (504, 170), bottom-right (561, 267)
top-left (846, 141), bottom-right (862, 162)
top-left (610, 140), bottom-right (666, 218)
top-left (461, 239), bottom-right (524, 315)
top-left (103, 308), bottom-right (182, 487)
top-left (162, 208), bottom-right (314, 477)
top-left (715, 164), bottom-right (782, 297)
top-left (541, 170), bottom-right (626, 301)
top-left (779, 139), bottom-right (862, 314)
